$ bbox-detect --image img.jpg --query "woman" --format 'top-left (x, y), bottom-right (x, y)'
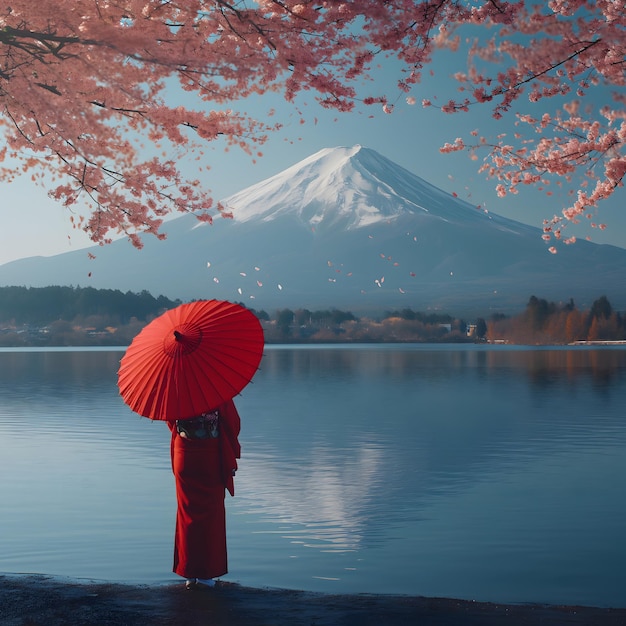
top-left (168, 398), bottom-right (241, 589)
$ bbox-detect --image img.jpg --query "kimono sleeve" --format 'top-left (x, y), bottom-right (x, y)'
top-left (219, 399), bottom-right (241, 496)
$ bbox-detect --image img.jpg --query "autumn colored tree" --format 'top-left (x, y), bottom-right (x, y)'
top-left (564, 309), bottom-right (586, 342)
top-left (524, 295), bottom-right (554, 332)
top-left (487, 295), bottom-right (626, 343)
top-left (585, 315), bottom-right (620, 342)
top-left (0, 1), bottom-right (623, 248)
top-left (589, 295), bottom-right (613, 320)
top-left (586, 295), bottom-right (622, 340)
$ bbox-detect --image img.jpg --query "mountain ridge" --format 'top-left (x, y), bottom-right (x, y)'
top-left (1, 145), bottom-right (625, 315)
top-left (223, 144), bottom-right (537, 234)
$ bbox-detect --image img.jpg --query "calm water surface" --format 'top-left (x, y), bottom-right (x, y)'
top-left (1, 345), bottom-right (625, 608)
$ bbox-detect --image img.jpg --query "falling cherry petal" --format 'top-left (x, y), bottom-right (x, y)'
top-left (240, 272), bottom-right (247, 277)
top-left (238, 288), bottom-right (242, 295)
top-left (207, 262), bottom-right (211, 267)
top-left (254, 266), bottom-right (260, 271)
top-left (257, 280), bottom-right (263, 287)
top-left (410, 272), bottom-right (416, 277)
top-left (213, 277), bottom-right (219, 283)
top-left (278, 284), bottom-right (283, 290)
top-left (399, 288), bottom-right (405, 293)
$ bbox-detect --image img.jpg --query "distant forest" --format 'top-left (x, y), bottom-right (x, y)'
top-left (0, 286), bottom-right (181, 324)
top-left (485, 295), bottom-right (626, 344)
top-left (0, 286), bottom-right (624, 346)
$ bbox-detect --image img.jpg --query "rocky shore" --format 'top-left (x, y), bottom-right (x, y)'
top-left (1, 574), bottom-right (625, 625)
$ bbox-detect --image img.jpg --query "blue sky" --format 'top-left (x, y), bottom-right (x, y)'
top-left (1, 43), bottom-right (624, 266)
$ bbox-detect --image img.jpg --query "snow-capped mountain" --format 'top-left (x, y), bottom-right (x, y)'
top-left (223, 144), bottom-right (532, 233)
top-left (1, 145), bottom-right (625, 315)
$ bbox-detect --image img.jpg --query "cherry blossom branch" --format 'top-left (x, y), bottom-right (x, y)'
top-left (0, 0), bottom-right (622, 249)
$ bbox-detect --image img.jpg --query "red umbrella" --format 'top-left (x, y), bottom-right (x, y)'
top-left (118, 300), bottom-right (264, 420)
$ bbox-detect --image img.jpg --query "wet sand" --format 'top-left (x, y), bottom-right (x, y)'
top-left (1, 574), bottom-right (625, 625)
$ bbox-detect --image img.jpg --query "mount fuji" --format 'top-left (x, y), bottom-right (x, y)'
top-left (1, 145), bottom-right (625, 315)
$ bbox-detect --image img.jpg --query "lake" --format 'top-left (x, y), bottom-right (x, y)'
top-left (1, 345), bottom-right (625, 608)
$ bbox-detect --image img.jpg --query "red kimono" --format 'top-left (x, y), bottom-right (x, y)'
top-left (168, 399), bottom-right (241, 580)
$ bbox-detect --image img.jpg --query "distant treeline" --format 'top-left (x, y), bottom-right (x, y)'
top-left (260, 306), bottom-right (467, 343)
top-left (0, 286), bottom-right (181, 325)
top-left (0, 286), bottom-right (473, 346)
top-left (0, 286), bottom-right (624, 346)
top-left (486, 295), bottom-right (626, 344)
top-left (263, 296), bottom-right (626, 344)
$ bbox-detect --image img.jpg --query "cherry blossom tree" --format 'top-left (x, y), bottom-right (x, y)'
top-left (0, 1), bottom-right (623, 249)
top-left (432, 0), bottom-right (625, 250)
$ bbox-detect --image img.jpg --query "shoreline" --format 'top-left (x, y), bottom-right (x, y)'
top-left (2, 574), bottom-right (625, 625)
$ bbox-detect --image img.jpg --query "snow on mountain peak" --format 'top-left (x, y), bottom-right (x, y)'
top-left (222, 145), bottom-right (473, 230)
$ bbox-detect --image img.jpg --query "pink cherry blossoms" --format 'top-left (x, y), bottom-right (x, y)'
top-left (0, 1), bottom-right (623, 246)
top-left (429, 0), bottom-right (625, 244)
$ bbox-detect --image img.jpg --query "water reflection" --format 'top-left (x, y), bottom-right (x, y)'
top-left (238, 439), bottom-right (387, 552)
top-left (233, 347), bottom-right (626, 578)
top-left (1, 346), bottom-right (625, 606)
top-left (259, 344), bottom-right (626, 385)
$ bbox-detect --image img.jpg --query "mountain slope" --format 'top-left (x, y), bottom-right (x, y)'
top-left (223, 144), bottom-right (536, 233)
top-left (1, 145), bottom-right (625, 315)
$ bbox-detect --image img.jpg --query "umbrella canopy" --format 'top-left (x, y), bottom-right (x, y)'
top-left (118, 299), bottom-right (264, 420)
